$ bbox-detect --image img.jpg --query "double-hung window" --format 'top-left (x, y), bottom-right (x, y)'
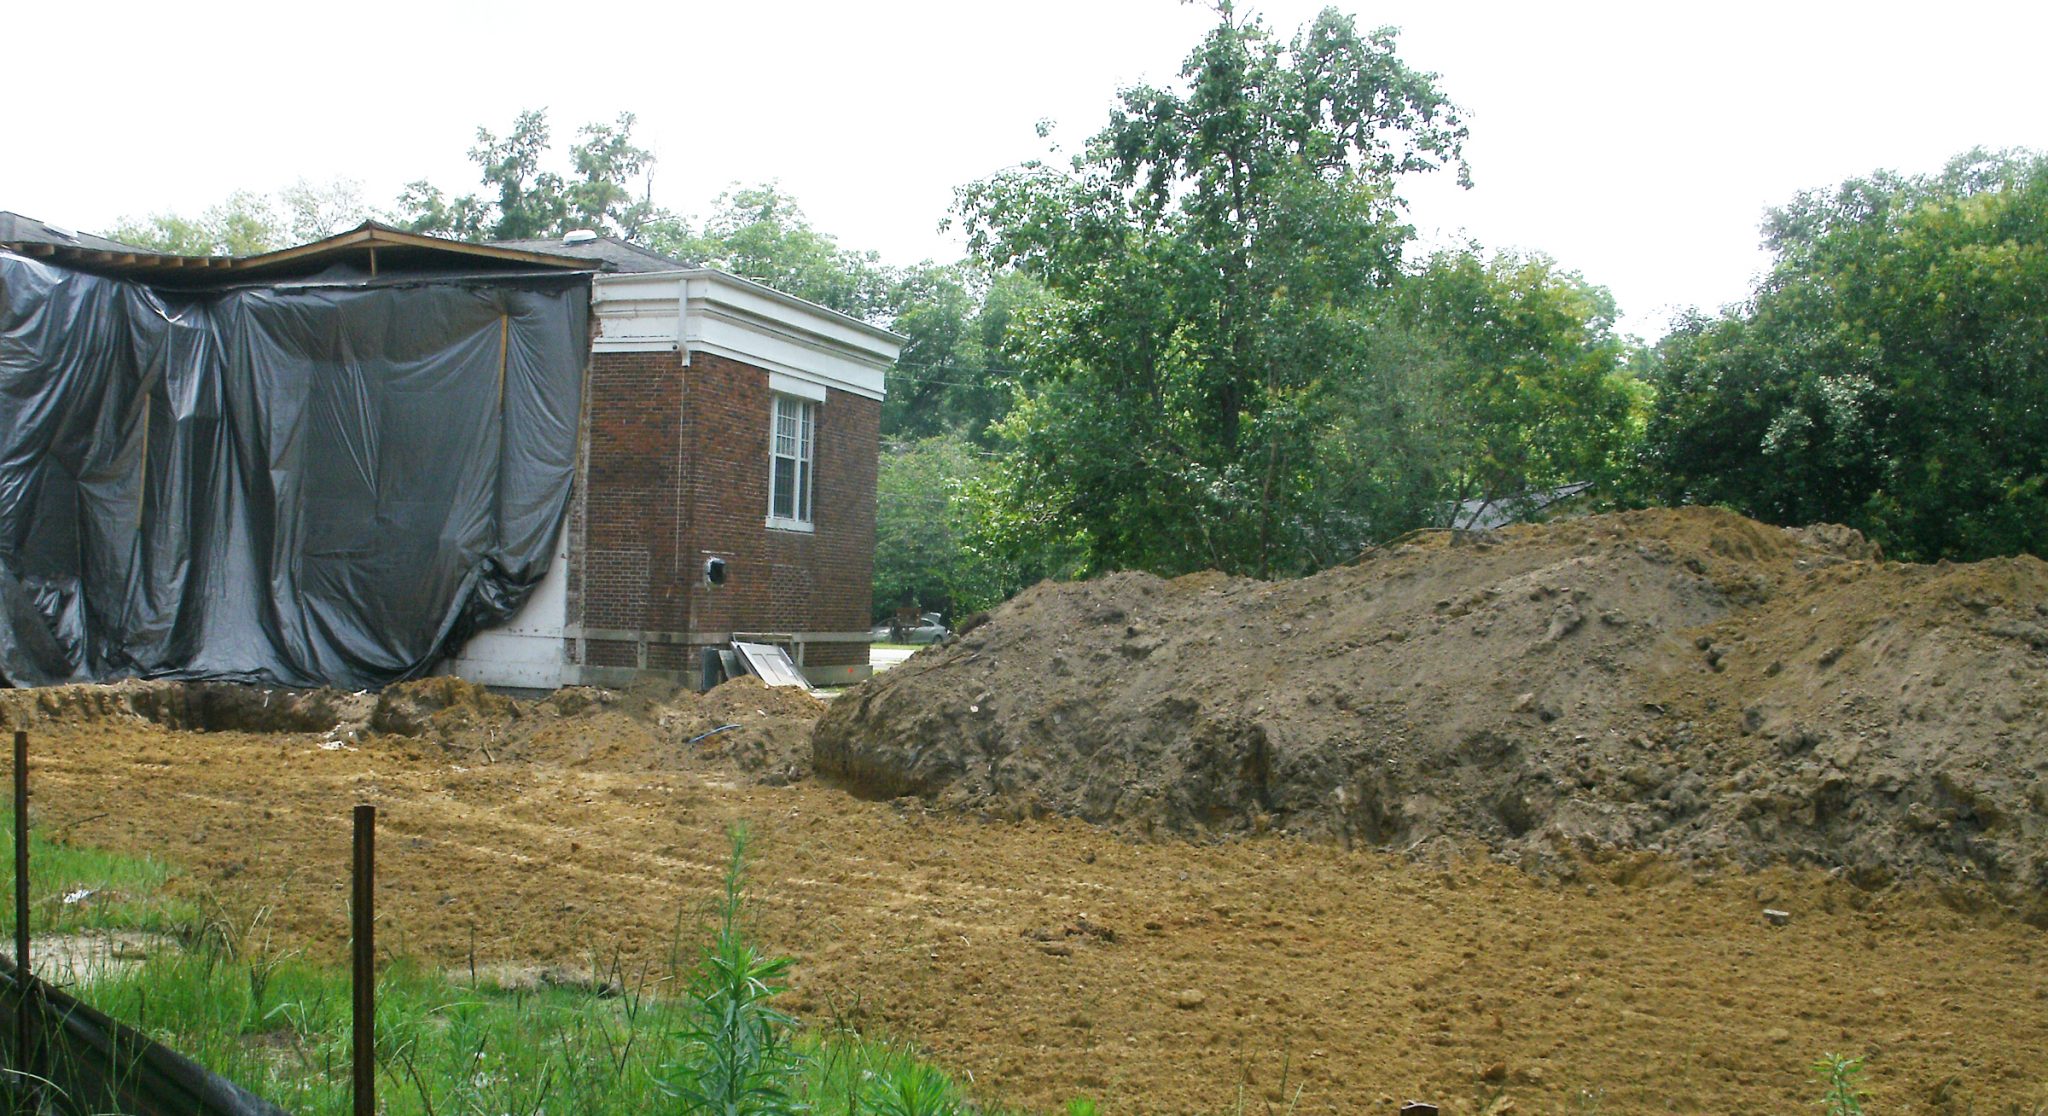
top-left (767, 393), bottom-right (815, 530)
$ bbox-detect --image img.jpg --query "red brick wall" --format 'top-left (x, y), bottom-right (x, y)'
top-left (678, 353), bottom-right (878, 670)
top-left (573, 348), bottom-right (878, 679)
top-left (577, 350), bottom-right (687, 636)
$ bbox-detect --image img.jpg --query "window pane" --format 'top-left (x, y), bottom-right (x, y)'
top-left (772, 456), bottom-right (795, 519)
top-left (804, 401), bottom-right (815, 520)
top-left (769, 394), bottom-right (817, 525)
top-left (775, 403), bottom-right (796, 456)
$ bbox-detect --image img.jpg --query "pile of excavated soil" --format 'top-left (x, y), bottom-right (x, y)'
top-left (816, 508), bottom-right (2048, 911)
top-left (0, 673), bottom-right (823, 786)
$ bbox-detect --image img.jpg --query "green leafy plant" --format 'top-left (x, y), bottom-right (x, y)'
top-left (859, 1059), bottom-right (965, 1116)
top-left (1813, 1052), bottom-right (1868, 1116)
top-left (666, 824), bottom-right (807, 1115)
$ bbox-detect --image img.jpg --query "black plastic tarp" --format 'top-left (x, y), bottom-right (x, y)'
top-left (2, 956), bottom-right (291, 1116)
top-left (0, 250), bottom-right (588, 689)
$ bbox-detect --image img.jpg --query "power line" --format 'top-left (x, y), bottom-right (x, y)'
top-left (884, 362), bottom-right (1032, 390)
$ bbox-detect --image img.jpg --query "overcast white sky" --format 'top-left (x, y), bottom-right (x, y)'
top-left (7, 0), bottom-right (2043, 339)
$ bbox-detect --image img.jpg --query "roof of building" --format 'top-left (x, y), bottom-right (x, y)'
top-left (0, 211), bottom-right (154, 255)
top-left (0, 219), bottom-right (601, 286)
top-left (488, 233), bottom-right (694, 274)
top-left (1450, 481), bottom-right (1594, 531)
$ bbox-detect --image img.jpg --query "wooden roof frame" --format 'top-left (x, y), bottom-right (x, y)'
top-left (0, 221), bottom-right (599, 280)
top-left (236, 223), bottom-right (598, 274)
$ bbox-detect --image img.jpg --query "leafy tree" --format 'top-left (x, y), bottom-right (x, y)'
top-left (473, 109), bottom-right (570, 239)
top-left (106, 190), bottom-right (286, 255)
top-left (392, 179), bottom-right (492, 242)
top-left (568, 113), bottom-right (661, 239)
top-left (954, 3), bottom-right (1467, 577)
top-left (1397, 249), bottom-right (1644, 514)
top-left (647, 184), bottom-right (891, 318)
top-left (881, 263), bottom-right (985, 442)
top-left (1298, 248), bottom-right (1643, 556)
top-left (875, 433), bottom-right (1092, 618)
top-left (279, 178), bottom-right (372, 243)
top-left (105, 178), bottom-right (372, 256)
top-left (395, 109), bottom-right (662, 242)
top-left (1641, 148), bottom-right (2048, 561)
top-left (883, 268), bottom-right (1048, 444)
top-left (874, 435), bottom-right (979, 618)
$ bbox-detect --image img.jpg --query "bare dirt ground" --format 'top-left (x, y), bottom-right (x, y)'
top-left (0, 679), bottom-right (2042, 1114)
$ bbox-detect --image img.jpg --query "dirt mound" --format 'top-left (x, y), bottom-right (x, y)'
top-left (363, 675), bottom-right (821, 782)
top-left (0, 679), bottom-right (374, 735)
top-left (688, 678), bottom-right (830, 783)
top-left (0, 673), bottom-right (825, 785)
top-left (815, 507), bottom-right (2048, 904)
top-left (450, 677), bottom-right (823, 783)
top-left (370, 676), bottom-right (521, 738)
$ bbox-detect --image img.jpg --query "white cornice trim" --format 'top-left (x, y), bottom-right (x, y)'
top-left (768, 371), bottom-right (828, 402)
top-left (591, 269), bottom-right (903, 399)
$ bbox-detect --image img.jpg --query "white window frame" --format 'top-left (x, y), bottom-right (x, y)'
top-left (766, 392), bottom-right (816, 532)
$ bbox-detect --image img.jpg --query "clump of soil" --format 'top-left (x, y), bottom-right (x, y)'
top-left (0, 678), bottom-right (373, 735)
top-left (370, 676), bottom-right (521, 738)
top-left (815, 508), bottom-right (2048, 909)
top-left (0, 673), bottom-right (824, 784)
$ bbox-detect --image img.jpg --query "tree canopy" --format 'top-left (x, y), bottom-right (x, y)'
top-left (106, 179), bottom-right (372, 255)
top-left (952, 5), bottom-right (1643, 581)
top-left (395, 110), bottom-right (660, 242)
top-left (1640, 148), bottom-right (2048, 561)
top-left (954, 6), bottom-right (1468, 578)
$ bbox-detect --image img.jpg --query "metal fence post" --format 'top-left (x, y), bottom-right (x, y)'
top-left (13, 729), bottom-right (33, 1112)
top-left (352, 804), bottom-right (375, 1116)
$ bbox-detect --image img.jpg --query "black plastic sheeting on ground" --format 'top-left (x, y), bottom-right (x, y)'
top-left (0, 957), bottom-right (291, 1116)
top-left (0, 251), bottom-right (588, 689)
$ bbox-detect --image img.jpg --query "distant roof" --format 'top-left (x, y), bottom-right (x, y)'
top-left (0, 219), bottom-right (600, 286)
top-left (0, 211), bottom-right (153, 255)
top-left (488, 233), bottom-right (693, 274)
top-left (1451, 481), bottom-right (1594, 531)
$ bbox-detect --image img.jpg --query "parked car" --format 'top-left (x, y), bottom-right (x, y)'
top-left (871, 612), bottom-right (949, 644)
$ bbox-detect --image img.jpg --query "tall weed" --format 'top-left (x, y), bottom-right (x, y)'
top-left (665, 824), bottom-right (806, 1115)
top-left (1814, 1053), bottom-right (1868, 1116)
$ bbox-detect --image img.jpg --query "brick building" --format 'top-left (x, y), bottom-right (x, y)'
top-left (446, 234), bottom-right (903, 689)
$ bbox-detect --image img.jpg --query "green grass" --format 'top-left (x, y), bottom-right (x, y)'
top-left (0, 808), bottom-right (194, 936)
top-left (6, 819), bottom-right (1069, 1116)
